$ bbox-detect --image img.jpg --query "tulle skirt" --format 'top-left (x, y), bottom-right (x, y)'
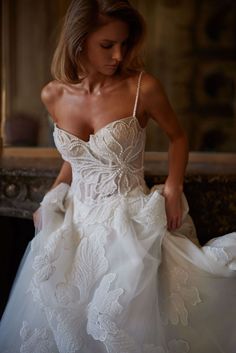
top-left (0, 183), bottom-right (236, 353)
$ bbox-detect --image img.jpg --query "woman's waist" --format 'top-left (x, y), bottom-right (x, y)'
top-left (70, 173), bottom-right (147, 201)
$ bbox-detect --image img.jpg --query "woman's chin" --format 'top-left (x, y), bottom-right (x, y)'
top-left (105, 66), bottom-right (119, 74)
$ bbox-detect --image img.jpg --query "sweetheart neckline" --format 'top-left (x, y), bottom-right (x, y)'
top-left (54, 115), bottom-right (146, 144)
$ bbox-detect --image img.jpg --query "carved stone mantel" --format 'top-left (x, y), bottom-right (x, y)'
top-left (1, 148), bottom-right (236, 244)
top-left (0, 149), bottom-right (62, 219)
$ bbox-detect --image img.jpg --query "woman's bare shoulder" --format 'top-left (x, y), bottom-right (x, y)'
top-left (41, 80), bottom-right (64, 105)
top-left (41, 80), bottom-right (65, 120)
top-left (141, 72), bottom-right (165, 96)
top-left (125, 70), bottom-right (156, 94)
top-left (139, 72), bottom-right (170, 111)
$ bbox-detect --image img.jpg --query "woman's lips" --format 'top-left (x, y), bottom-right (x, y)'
top-left (107, 65), bottom-right (118, 69)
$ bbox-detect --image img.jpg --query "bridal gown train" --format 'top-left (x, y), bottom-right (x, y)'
top-left (0, 72), bottom-right (236, 353)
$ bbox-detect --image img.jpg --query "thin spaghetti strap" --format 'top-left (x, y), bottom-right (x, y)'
top-left (133, 71), bottom-right (144, 117)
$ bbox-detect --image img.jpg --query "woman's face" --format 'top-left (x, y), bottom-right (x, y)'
top-left (82, 19), bottom-right (129, 76)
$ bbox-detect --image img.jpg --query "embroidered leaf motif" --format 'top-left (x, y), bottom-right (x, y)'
top-left (70, 231), bottom-right (108, 300)
top-left (87, 273), bottom-right (124, 341)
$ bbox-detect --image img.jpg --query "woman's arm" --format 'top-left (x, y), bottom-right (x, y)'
top-left (141, 74), bottom-right (189, 231)
top-left (50, 161), bottom-right (72, 189)
top-left (41, 82), bottom-right (73, 189)
top-left (41, 82), bottom-right (72, 188)
top-left (33, 83), bottom-right (72, 227)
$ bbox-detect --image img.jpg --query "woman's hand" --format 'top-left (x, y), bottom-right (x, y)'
top-left (163, 187), bottom-right (183, 231)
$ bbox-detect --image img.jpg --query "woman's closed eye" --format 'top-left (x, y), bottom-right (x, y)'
top-left (100, 40), bottom-right (128, 50)
top-left (100, 43), bottom-right (113, 49)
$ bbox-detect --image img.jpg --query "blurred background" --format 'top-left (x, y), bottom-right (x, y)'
top-left (1, 0), bottom-right (236, 151)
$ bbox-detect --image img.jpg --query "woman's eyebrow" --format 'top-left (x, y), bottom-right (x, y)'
top-left (100, 38), bottom-right (128, 43)
top-left (101, 39), bottom-right (116, 43)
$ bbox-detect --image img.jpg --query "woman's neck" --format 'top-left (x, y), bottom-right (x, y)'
top-left (79, 71), bottom-right (119, 95)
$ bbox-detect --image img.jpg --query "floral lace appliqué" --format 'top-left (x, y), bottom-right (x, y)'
top-left (27, 229), bottom-right (109, 352)
top-left (161, 267), bottom-right (201, 326)
top-left (20, 321), bottom-right (54, 353)
top-left (87, 273), bottom-right (190, 353)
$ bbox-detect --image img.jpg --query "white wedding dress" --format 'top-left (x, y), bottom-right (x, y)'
top-left (0, 72), bottom-right (236, 353)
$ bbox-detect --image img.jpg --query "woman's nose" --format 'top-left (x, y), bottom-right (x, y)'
top-left (112, 45), bottom-right (123, 62)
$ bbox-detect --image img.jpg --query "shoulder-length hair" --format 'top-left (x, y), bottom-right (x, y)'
top-left (51, 0), bottom-right (146, 83)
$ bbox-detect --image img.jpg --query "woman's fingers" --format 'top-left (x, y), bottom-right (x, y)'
top-left (167, 216), bottom-right (177, 231)
top-left (164, 195), bottom-right (183, 231)
top-left (168, 215), bottom-right (182, 231)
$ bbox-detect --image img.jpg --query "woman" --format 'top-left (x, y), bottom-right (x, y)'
top-left (0, 1), bottom-right (235, 352)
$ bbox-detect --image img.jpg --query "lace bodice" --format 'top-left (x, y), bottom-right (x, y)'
top-left (53, 72), bottom-right (148, 202)
top-left (54, 115), bottom-right (147, 202)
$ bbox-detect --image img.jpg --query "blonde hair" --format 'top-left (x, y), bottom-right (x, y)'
top-left (51, 0), bottom-right (146, 83)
